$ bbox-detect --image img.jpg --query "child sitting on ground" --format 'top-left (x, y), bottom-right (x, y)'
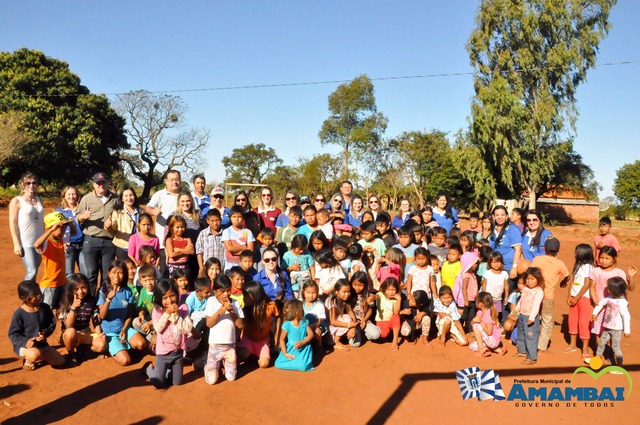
top-left (433, 286), bottom-right (468, 347)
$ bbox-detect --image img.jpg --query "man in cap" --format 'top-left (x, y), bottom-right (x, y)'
top-left (77, 172), bottom-right (118, 295)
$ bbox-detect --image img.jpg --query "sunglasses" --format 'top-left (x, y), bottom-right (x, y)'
top-left (261, 194), bottom-right (271, 197)
top-left (25, 181), bottom-right (38, 186)
top-left (369, 200), bottom-right (379, 204)
top-left (262, 257), bottom-right (278, 263)
top-left (285, 197), bottom-right (296, 201)
top-left (527, 218), bottom-right (539, 222)
top-left (236, 198), bottom-right (247, 202)
top-left (315, 198), bottom-right (325, 202)
top-left (213, 195), bottom-right (224, 199)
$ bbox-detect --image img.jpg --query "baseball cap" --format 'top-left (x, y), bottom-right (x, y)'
top-left (300, 195), bottom-right (311, 204)
top-left (92, 172), bottom-right (109, 183)
top-left (44, 212), bottom-right (71, 229)
top-left (212, 187), bottom-right (224, 196)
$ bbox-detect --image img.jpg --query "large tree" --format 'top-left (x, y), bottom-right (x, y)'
top-left (461, 0), bottom-right (615, 208)
top-left (0, 111), bottom-right (33, 167)
top-left (319, 75), bottom-right (387, 179)
top-left (115, 90), bottom-right (210, 200)
top-left (614, 160), bottom-right (640, 209)
top-left (0, 49), bottom-right (127, 185)
top-left (222, 143), bottom-right (282, 193)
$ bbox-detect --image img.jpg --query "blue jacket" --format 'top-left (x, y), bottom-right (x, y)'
top-left (256, 268), bottom-right (294, 301)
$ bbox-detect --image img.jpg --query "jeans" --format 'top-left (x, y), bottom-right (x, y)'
top-left (83, 235), bottom-right (116, 296)
top-left (517, 314), bottom-right (540, 361)
top-left (21, 247), bottom-right (42, 281)
top-left (65, 241), bottom-right (86, 277)
top-left (146, 349), bottom-right (185, 388)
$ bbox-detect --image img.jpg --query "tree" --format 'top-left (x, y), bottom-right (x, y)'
top-left (115, 90), bottom-right (210, 200)
top-left (614, 160), bottom-right (640, 209)
top-left (462, 0), bottom-right (615, 208)
top-left (0, 49), bottom-right (127, 185)
top-left (292, 153), bottom-right (344, 197)
top-left (319, 75), bottom-right (387, 179)
top-left (0, 111), bottom-right (33, 166)
top-left (222, 143), bottom-right (282, 193)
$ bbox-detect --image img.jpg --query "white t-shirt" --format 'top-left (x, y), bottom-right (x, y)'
top-left (483, 270), bottom-right (509, 301)
top-left (147, 189), bottom-right (179, 247)
top-left (571, 264), bottom-right (593, 298)
top-left (204, 296), bottom-right (244, 344)
top-left (408, 264), bottom-right (435, 296)
top-left (315, 263), bottom-right (346, 294)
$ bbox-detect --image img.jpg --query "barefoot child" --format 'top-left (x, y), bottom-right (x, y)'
top-left (371, 278), bottom-right (403, 351)
top-left (9, 280), bottom-right (65, 370)
top-left (326, 279), bottom-right (358, 351)
top-left (433, 286), bottom-right (468, 347)
top-left (592, 277), bottom-right (631, 366)
top-left (469, 292), bottom-right (506, 356)
top-left (565, 244), bottom-right (594, 359)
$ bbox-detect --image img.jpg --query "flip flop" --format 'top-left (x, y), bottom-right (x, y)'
top-left (563, 346), bottom-right (578, 353)
top-left (23, 361), bottom-right (36, 371)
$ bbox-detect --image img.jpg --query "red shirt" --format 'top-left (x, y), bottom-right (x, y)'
top-left (254, 207), bottom-right (282, 232)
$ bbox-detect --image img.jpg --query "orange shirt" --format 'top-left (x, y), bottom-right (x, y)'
top-left (531, 255), bottom-right (569, 300)
top-left (243, 302), bottom-right (279, 342)
top-left (39, 238), bottom-right (66, 288)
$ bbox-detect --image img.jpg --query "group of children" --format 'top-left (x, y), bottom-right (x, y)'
top-left (8, 206), bottom-right (636, 387)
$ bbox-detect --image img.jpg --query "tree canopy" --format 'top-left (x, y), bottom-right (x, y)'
top-left (460, 0), bottom-right (615, 208)
top-left (222, 143), bottom-right (283, 194)
top-left (614, 160), bottom-right (640, 209)
top-left (0, 48), bottom-right (127, 186)
top-left (319, 75), bottom-right (387, 179)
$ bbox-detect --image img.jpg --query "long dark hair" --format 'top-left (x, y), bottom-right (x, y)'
top-left (60, 273), bottom-right (93, 314)
top-left (490, 205), bottom-right (510, 247)
top-left (234, 190), bottom-right (253, 212)
top-left (525, 209), bottom-right (546, 247)
top-left (330, 279), bottom-right (351, 315)
top-left (114, 185), bottom-right (140, 212)
top-left (572, 244), bottom-right (595, 276)
top-left (435, 192), bottom-right (455, 220)
top-left (101, 260), bottom-right (128, 298)
top-left (243, 280), bottom-right (269, 330)
top-left (263, 247), bottom-right (288, 298)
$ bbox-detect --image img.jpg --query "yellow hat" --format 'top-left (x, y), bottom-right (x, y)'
top-left (44, 212), bottom-right (71, 229)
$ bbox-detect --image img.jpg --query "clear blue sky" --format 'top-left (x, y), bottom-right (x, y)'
top-left (2, 1), bottom-right (638, 198)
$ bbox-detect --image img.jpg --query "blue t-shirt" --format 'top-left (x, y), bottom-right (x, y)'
top-left (489, 224), bottom-right (522, 272)
top-left (392, 243), bottom-right (419, 276)
top-left (185, 291), bottom-right (208, 314)
top-left (97, 286), bottom-right (134, 334)
top-left (392, 214), bottom-right (410, 229)
top-left (256, 268), bottom-right (294, 301)
top-left (521, 229), bottom-right (553, 262)
top-left (345, 213), bottom-right (363, 228)
top-left (433, 207), bottom-right (459, 235)
top-left (192, 192), bottom-right (211, 216)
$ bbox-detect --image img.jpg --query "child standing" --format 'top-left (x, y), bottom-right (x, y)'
top-left (203, 257), bottom-right (222, 289)
top-left (358, 221), bottom-right (387, 257)
top-left (481, 252), bottom-right (509, 321)
top-left (133, 265), bottom-right (157, 343)
top-left (314, 250), bottom-right (347, 298)
top-left (430, 255), bottom-right (442, 292)
top-left (453, 251), bottom-right (479, 332)
top-left (433, 286), bottom-right (468, 347)
top-left (275, 299), bottom-right (314, 371)
top-left (371, 278), bottom-right (403, 351)
top-left (34, 212), bottom-right (74, 310)
top-left (565, 244), bottom-right (594, 359)
top-left (8, 280), bottom-right (65, 370)
top-left (171, 268), bottom-right (191, 304)
top-left (513, 267), bottom-right (545, 365)
top-left (222, 206), bottom-right (255, 271)
top-left (427, 227), bottom-right (449, 265)
top-left (376, 248), bottom-right (405, 289)
top-left (592, 277), bottom-right (631, 366)
top-left (393, 224), bottom-right (420, 276)
top-left (128, 213), bottom-right (160, 266)
top-left (469, 292), bottom-right (506, 356)
top-left (531, 237), bottom-right (570, 352)
top-left (594, 216), bottom-right (622, 265)
top-left (165, 216), bottom-right (194, 278)
top-left (144, 280), bottom-right (193, 388)
top-left (405, 247), bottom-right (436, 298)
top-left (275, 206), bottom-right (302, 251)
top-left (375, 213), bottom-right (398, 251)
top-left (185, 277), bottom-right (211, 340)
top-left (590, 246), bottom-right (636, 337)
top-left (282, 235), bottom-right (315, 299)
top-left (204, 275), bottom-right (244, 384)
top-left (441, 244), bottom-right (462, 289)
top-left (255, 228), bottom-right (277, 271)
top-left (228, 266), bottom-right (247, 307)
top-left (196, 209), bottom-right (225, 275)
top-left (316, 209), bottom-right (334, 241)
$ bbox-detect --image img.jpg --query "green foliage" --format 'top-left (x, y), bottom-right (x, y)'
top-left (116, 90), bottom-right (210, 201)
top-left (222, 143), bottom-right (283, 194)
top-left (319, 75), bottom-right (388, 178)
top-left (463, 0), bottom-right (615, 207)
top-left (0, 48), bottom-right (127, 186)
top-left (614, 160), bottom-right (640, 209)
top-left (290, 153), bottom-right (343, 197)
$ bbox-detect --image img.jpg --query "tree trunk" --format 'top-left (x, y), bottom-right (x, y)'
top-left (527, 185), bottom-right (537, 210)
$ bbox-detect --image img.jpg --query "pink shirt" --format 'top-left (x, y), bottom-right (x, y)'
top-left (377, 262), bottom-right (401, 284)
top-left (480, 309), bottom-right (502, 341)
top-left (516, 286), bottom-right (544, 321)
top-left (128, 233), bottom-right (160, 262)
top-left (594, 234), bottom-right (621, 265)
top-left (589, 267), bottom-right (627, 303)
top-left (152, 304), bottom-right (192, 355)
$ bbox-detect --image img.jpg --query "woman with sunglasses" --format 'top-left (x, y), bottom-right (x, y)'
top-left (328, 192), bottom-right (346, 223)
top-left (210, 187), bottom-right (231, 229)
top-left (254, 186), bottom-right (282, 232)
top-left (233, 191), bottom-right (253, 212)
top-left (521, 209), bottom-right (553, 262)
top-left (276, 190), bottom-right (301, 232)
top-left (256, 247), bottom-right (293, 302)
top-left (312, 192), bottom-right (326, 213)
top-left (9, 172), bottom-right (45, 280)
top-left (367, 195), bottom-right (384, 220)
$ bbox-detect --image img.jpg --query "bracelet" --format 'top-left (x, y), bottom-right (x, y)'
top-left (70, 307), bottom-right (77, 312)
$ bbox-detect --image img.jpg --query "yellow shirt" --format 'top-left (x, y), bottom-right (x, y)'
top-left (441, 260), bottom-right (461, 289)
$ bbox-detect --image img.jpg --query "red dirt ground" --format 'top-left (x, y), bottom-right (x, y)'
top-left (0, 210), bottom-right (638, 425)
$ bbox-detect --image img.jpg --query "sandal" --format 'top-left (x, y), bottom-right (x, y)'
top-left (23, 361), bottom-right (36, 371)
top-left (563, 346), bottom-right (578, 353)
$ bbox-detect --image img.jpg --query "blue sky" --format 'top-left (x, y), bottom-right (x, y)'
top-left (2, 1), bottom-right (638, 198)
